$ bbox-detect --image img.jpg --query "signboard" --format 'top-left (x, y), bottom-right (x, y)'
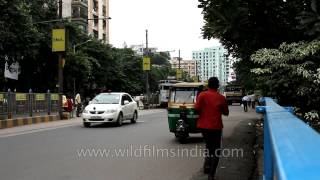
top-left (52, 28), bottom-right (66, 52)
top-left (16, 93), bottom-right (27, 101)
top-left (51, 94), bottom-right (59, 101)
top-left (192, 76), bottom-right (199, 82)
top-left (143, 57), bottom-right (151, 71)
top-left (36, 94), bottom-right (45, 101)
top-left (0, 94), bottom-right (4, 102)
top-left (4, 62), bottom-right (19, 80)
top-left (176, 69), bottom-right (182, 79)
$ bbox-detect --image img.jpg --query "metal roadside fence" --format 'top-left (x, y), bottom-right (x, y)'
top-left (0, 92), bottom-right (61, 120)
top-left (256, 97), bottom-right (320, 180)
top-left (141, 93), bottom-right (160, 109)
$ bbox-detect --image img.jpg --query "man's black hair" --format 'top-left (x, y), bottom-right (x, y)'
top-left (208, 77), bottom-right (219, 89)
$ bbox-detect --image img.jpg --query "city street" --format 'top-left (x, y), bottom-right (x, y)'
top-left (0, 106), bottom-right (257, 180)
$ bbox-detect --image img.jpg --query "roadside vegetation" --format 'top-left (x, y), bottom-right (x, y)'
top-left (199, 0), bottom-right (320, 125)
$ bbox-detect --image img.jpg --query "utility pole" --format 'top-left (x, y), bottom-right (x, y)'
top-left (145, 29), bottom-right (150, 109)
top-left (178, 49), bottom-right (181, 69)
top-left (58, 0), bottom-right (64, 119)
top-left (59, 0), bottom-right (62, 19)
top-left (176, 49), bottom-right (182, 80)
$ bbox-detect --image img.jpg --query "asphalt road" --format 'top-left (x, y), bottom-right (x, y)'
top-left (0, 106), bottom-right (256, 180)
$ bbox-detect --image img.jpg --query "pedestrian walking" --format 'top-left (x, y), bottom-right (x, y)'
top-left (195, 77), bottom-right (229, 180)
top-left (75, 93), bottom-right (82, 117)
top-left (250, 94), bottom-right (256, 109)
top-left (66, 95), bottom-right (74, 117)
top-left (242, 95), bottom-right (250, 112)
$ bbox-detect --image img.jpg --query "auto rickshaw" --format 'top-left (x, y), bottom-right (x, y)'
top-left (167, 82), bottom-right (206, 143)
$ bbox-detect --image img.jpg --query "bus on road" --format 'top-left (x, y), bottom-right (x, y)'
top-left (158, 79), bottom-right (182, 107)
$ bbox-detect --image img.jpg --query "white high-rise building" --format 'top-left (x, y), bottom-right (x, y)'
top-left (192, 46), bottom-right (231, 85)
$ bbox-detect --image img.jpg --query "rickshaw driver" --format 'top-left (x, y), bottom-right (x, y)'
top-left (194, 77), bottom-right (229, 180)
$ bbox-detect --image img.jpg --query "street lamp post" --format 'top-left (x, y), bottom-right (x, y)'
top-left (32, 17), bottom-right (112, 25)
top-left (86, 17), bottom-right (112, 21)
top-left (73, 39), bottom-right (92, 53)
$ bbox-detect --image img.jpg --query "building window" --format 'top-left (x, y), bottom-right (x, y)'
top-left (93, 30), bottom-right (98, 38)
top-left (93, 0), bottom-right (98, 12)
top-left (102, 5), bottom-right (106, 16)
top-left (103, 20), bottom-right (106, 30)
top-left (72, 7), bottom-right (80, 18)
top-left (93, 15), bottom-right (98, 27)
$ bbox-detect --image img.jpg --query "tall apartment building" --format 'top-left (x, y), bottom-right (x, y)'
top-left (87, 0), bottom-right (110, 42)
top-left (170, 59), bottom-right (197, 78)
top-left (63, 0), bottom-right (110, 43)
top-left (192, 46), bottom-right (230, 85)
top-left (70, 0), bottom-right (88, 32)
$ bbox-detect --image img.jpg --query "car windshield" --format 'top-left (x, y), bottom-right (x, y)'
top-left (170, 88), bottom-right (197, 103)
top-left (91, 94), bottom-right (120, 104)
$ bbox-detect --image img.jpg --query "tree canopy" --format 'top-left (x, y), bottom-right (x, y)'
top-left (199, 0), bottom-right (320, 120)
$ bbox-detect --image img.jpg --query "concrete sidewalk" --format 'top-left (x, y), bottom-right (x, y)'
top-left (191, 106), bottom-right (259, 180)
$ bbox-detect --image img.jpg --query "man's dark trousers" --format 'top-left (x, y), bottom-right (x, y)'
top-left (201, 129), bottom-right (222, 178)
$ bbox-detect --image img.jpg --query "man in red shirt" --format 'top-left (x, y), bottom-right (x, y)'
top-left (195, 77), bottom-right (229, 180)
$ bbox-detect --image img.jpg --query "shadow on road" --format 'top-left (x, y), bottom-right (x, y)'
top-left (82, 121), bottom-right (138, 128)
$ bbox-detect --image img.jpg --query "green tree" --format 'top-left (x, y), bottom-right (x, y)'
top-left (198, 0), bottom-right (311, 92)
top-left (0, 0), bottom-right (59, 92)
top-left (251, 40), bottom-right (320, 116)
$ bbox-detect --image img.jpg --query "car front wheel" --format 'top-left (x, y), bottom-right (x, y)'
top-left (131, 111), bottom-right (138, 123)
top-left (116, 113), bottom-right (123, 126)
top-left (83, 122), bottom-right (91, 128)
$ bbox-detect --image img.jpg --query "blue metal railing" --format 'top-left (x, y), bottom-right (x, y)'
top-left (256, 97), bottom-right (320, 180)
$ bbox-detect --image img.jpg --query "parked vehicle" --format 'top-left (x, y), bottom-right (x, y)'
top-left (82, 92), bottom-right (138, 127)
top-left (167, 82), bottom-right (206, 143)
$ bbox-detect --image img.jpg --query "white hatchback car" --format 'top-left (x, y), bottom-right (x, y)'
top-left (82, 92), bottom-right (138, 127)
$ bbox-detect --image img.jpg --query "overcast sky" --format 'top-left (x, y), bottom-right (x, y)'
top-left (109, 0), bottom-right (220, 59)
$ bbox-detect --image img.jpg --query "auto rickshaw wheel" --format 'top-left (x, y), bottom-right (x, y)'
top-left (175, 132), bottom-right (189, 144)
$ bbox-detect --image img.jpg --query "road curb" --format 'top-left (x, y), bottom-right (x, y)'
top-left (0, 115), bottom-right (63, 129)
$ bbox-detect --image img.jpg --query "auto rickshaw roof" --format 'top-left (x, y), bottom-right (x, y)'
top-left (172, 82), bottom-right (206, 88)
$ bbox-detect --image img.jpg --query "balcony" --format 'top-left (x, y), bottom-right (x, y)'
top-left (72, 6), bottom-right (88, 21)
top-left (72, 0), bottom-right (88, 8)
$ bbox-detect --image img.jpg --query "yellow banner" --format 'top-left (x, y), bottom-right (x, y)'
top-left (143, 57), bottom-right (151, 71)
top-left (51, 94), bottom-right (59, 101)
top-left (0, 94), bottom-right (3, 102)
top-left (36, 94), bottom-right (45, 101)
top-left (52, 29), bottom-right (66, 52)
top-left (192, 76), bottom-right (198, 82)
top-left (176, 69), bottom-right (182, 79)
top-left (16, 93), bottom-right (27, 101)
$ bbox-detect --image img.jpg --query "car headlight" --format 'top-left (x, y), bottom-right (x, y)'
top-left (83, 109), bottom-right (89, 114)
top-left (106, 109), bottom-right (117, 113)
